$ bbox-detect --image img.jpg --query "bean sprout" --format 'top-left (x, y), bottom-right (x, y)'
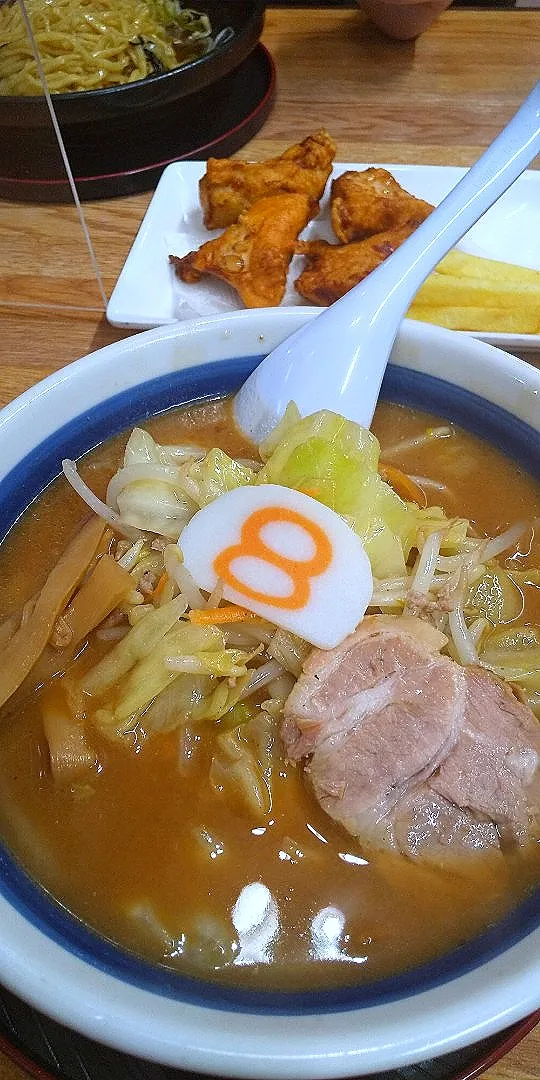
top-left (164, 546), bottom-right (205, 609)
top-left (481, 522), bottom-right (527, 562)
top-left (117, 538), bottom-right (146, 569)
top-left (448, 606), bottom-right (479, 665)
top-left (381, 426), bottom-right (453, 460)
top-left (409, 531), bottom-right (443, 595)
top-left (239, 660), bottom-right (284, 701)
top-left (62, 459), bottom-right (141, 539)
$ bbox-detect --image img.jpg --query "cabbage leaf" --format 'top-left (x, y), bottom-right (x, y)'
top-left (111, 428), bottom-right (198, 539)
top-left (209, 711), bottom-right (276, 819)
top-left (140, 674), bottom-right (213, 733)
top-left (256, 410), bottom-right (419, 577)
top-left (90, 620), bottom-right (256, 740)
top-left (467, 568), bottom-right (524, 625)
top-left (414, 507), bottom-right (469, 553)
top-left (117, 482), bottom-right (194, 540)
top-left (123, 428), bottom-right (201, 468)
top-left (192, 675), bottom-right (251, 724)
top-left (111, 430), bottom-right (254, 537)
top-left (184, 449), bottom-right (254, 508)
top-left (81, 594), bottom-right (188, 698)
top-left (479, 624), bottom-right (540, 693)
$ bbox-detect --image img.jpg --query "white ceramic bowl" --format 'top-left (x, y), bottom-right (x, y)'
top-left (0, 309), bottom-right (538, 1078)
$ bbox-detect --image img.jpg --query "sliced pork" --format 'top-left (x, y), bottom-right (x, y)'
top-left (282, 615), bottom-right (451, 759)
top-left (393, 788), bottom-right (500, 859)
top-left (282, 615), bottom-right (540, 855)
top-left (430, 666), bottom-right (540, 847)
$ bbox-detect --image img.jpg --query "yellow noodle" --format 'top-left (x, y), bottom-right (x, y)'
top-left (0, 0), bottom-right (213, 95)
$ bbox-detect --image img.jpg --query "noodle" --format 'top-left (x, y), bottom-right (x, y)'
top-left (0, 0), bottom-right (214, 95)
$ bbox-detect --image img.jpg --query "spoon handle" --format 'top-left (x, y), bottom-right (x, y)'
top-left (353, 78), bottom-right (540, 339)
top-left (235, 80), bottom-right (540, 442)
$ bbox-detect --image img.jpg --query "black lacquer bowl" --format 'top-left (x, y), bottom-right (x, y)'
top-left (0, 0), bottom-right (266, 127)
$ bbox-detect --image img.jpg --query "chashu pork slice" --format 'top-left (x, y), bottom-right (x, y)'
top-left (282, 615), bottom-right (540, 854)
top-left (282, 615), bottom-right (466, 844)
top-left (429, 665), bottom-right (540, 846)
top-left (393, 787), bottom-right (501, 859)
top-left (394, 665), bottom-right (540, 857)
top-left (282, 614), bottom-right (450, 759)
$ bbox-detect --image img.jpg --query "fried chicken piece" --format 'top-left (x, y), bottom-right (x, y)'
top-left (171, 193), bottom-right (316, 308)
top-left (295, 223), bottom-right (417, 306)
top-left (199, 129), bottom-right (336, 229)
top-left (330, 168), bottom-right (433, 243)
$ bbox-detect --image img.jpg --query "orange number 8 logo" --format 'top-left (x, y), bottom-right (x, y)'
top-left (213, 506), bottom-right (333, 611)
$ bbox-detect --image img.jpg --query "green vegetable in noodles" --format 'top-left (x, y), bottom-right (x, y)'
top-left (92, 622), bottom-right (225, 738)
top-left (112, 428), bottom-right (198, 538)
top-left (192, 674), bottom-right (251, 724)
top-left (122, 428), bottom-right (197, 467)
top-left (176, 648), bottom-right (256, 678)
top-left (81, 594), bottom-right (188, 698)
top-left (468, 568), bottom-right (524, 625)
top-left (414, 507), bottom-right (469, 553)
top-left (209, 712), bottom-right (276, 819)
top-left (219, 701), bottom-right (258, 730)
top-left (257, 410), bottom-right (416, 577)
top-left (479, 624), bottom-right (540, 698)
top-left (258, 401), bottom-right (302, 462)
top-left (91, 620), bottom-right (258, 739)
top-left (267, 628), bottom-right (310, 678)
top-left (140, 674), bottom-right (213, 734)
top-left (185, 449), bottom-right (255, 508)
top-left (117, 480), bottom-right (195, 540)
top-left (108, 430), bottom-right (253, 537)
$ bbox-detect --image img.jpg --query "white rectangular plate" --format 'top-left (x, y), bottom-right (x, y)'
top-left (106, 162), bottom-right (540, 352)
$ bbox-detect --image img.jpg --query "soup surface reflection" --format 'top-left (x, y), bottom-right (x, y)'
top-left (0, 398), bottom-right (538, 991)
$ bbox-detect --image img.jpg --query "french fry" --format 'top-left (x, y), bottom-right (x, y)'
top-left (436, 250), bottom-right (540, 285)
top-left (413, 272), bottom-right (540, 312)
top-left (407, 303), bottom-right (540, 335)
top-left (406, 248), bottom-right (540, 332)
top-left (407, 262), bottom-right (540, 335)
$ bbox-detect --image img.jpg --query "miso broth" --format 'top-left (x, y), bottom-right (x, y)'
top-left (0, 397), bottom-right (538, 991)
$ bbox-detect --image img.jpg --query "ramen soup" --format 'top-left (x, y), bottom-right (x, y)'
top-left (0, 398), bottom-right (538, 992)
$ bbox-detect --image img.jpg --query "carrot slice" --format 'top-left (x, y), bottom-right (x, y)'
top-left (379, 463), bottom-right (427, 507)
top-left (188, 604), bottom-right (257, 625)
top-left (152, 572), bottom-right (169, 599)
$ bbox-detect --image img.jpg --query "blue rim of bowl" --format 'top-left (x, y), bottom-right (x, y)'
top-left (0, 354), bottom-right (539, 1016)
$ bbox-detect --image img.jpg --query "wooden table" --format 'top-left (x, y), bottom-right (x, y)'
top-left (0, 5), bottom-right (539, 1078)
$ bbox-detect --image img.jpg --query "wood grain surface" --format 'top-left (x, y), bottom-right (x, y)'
top-left (0, 5), bottom-right (538, 1079)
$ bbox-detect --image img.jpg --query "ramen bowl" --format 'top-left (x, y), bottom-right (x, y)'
top-left (0, 308), bottom-right (538, 1077)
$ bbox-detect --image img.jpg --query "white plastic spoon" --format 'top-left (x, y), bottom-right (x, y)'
top-left (234, 80), bottom-right (540, 444)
